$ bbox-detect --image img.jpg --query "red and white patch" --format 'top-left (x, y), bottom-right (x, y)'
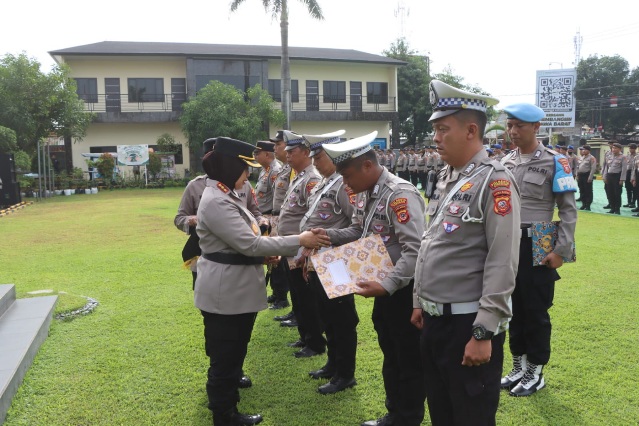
top-left (345, 186), bottom-right (357, 205)
top-left (442, 222), bottom-right (460, 233)
top-left (492, 189), bottom-right (512, 216)
top-left (390, 198), bottom-right (408, 210)
top-left (358, 199), bottom-right (365, 208)
top-left (318, 212), bottom-right (332, 220)
top-left (320, 201), bottom-right (331, 209)
top-left (376, 203), bottom-right (385, 212)
top-left (448, 204), bottom-right (461, 215)
top-left (373, 224), bottom-right (386, 233)
top-left (306, 181), bottom-right (318, 194)
top-left (217, 182), bottom-right (230, 193)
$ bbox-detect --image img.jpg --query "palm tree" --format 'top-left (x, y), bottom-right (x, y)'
top-left (230, 0), bottom-right (324, 130)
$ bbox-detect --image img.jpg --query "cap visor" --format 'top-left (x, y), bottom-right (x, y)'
top-left (429, 109), bottom-right (459, 122)
top-left (308, 149), bottom-right (321, 157)
top-left (284, 145), bottom-right (300, 151)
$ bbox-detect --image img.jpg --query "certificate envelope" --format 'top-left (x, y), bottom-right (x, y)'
top-left (310, 234), bottom-right (393, 299)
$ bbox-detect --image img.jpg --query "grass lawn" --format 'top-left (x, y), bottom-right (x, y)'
top-left (1, 188), bottom-right (638, 425)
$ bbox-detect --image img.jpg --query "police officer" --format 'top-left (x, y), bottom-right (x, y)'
top-left (602, 142), bottom-right (627, 214)
top-left (195, 137), bottom-right (329, 426)
top-left (319, 131), bottom-right (426, 426)
top-left (500, 103), bottom-right (577, 397)
top-left (416, 148), bottom-right (426, 190)
top-left (407, 148), bottom-right (417, 186)
top-left (576, 145), bottom-right (597, 211)
top-left (602, 140), bottom-right (615, 209)
top-left (491, 144), bottom-right (505, 162)
top-left (396, 149), bottom-right (408, 181)
top-left (566, 145), bottom-right (579, 178)
top-left (624, 143), bottom-right (637, 208)
top-left (298, 131), bottom-right (359, 395)
top-left (269, 131), bottom-right (294, 318)
top-left (631, 148), bottom-right (639, 216)
top-left (412, 79), bottom-right (520, 426)
top-left (279, 130), bottom-right (345, 357)
top-left (253, 141), bottom-right (281, 217)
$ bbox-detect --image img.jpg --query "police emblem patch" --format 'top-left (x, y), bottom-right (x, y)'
top-left (358, 199), bottom-right (365, 208)
top-left (448, 204), bottom-right (461, 215)
top-left (376, 203), bottom-right (385, 212)
top-left (373, 224), bottom-right (386, 233)
top-left (492, 189), bottom-right (512, 216)
top-left (489, 179), bottom-right (511, 190)
top-left (320, 201), bottom-right (331, 209)
top-left (306, 181), bottom-right (318, 193)
top-left (442, 222), bottom-right (460, 233)
top-left (318, 212), bottom-right (332, 220)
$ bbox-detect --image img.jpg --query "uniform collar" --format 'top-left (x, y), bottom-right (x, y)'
top-left (458, 148), bottom-right (488, 177)
top-left (369, 167), bottom-right (390, 198)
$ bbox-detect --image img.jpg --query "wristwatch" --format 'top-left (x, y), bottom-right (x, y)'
top-left (472, 324), bottom-right (494, 341)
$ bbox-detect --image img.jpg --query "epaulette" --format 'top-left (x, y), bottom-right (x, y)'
top-left (481, 157), bottom-right (506, 172)
top-left (545, 146), bottom-right (561, 156)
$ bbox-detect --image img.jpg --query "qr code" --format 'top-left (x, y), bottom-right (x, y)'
top-left (538, 77), bottom-right (573, 111)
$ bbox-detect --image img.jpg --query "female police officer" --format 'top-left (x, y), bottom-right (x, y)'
top-left (195, 137), bottom-right (329, 426)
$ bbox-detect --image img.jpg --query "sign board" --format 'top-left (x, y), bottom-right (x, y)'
top-left (117, 145), bottom-right (149, 166)
top-left (536, 69), bottom-right (577, 128)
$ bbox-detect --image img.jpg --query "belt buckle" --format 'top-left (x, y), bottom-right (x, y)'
top-left (419, 298), bottom-right (440, 317)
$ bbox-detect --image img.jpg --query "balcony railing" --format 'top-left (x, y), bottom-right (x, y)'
top-left (79, 93), bottom-right (396, 113)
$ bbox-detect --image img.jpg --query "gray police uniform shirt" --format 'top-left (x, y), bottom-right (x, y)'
top-left (254, 159), bottom-right (282, 214)
top-left (626, 153), bottom-right (637, 178)
top-left (408, 154), bottom-right (416, 172)
top-left (175, 175), bottom-right (206, 234)
top-left (195, 180), bottom-right (300, 315)
top-left (416, 154), bottom-right (426, 172)
top-left (326, 168), bottom-right (426, 295)
top-left (631, 154), bottom-right (639, 181)
top-left (413, 149), bottom-right (520, 333)
top-left (301, 172), bottom-right (355, 232)
top-left (567, 154), bottom-right (579, 177)
top-left (277, 164), bottom-right (321, 236)
top-left (602, 153), bottom-right (627, 179)
top-left (396, 154), bottom-right (407, 172)
top-left (577, 154), bottom-right (597, 182)
top-left (426, 152), bottom-right (436, 170)
top-left (501, 143), bottom-right (577, 260)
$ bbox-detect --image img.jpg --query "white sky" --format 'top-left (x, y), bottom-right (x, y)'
top-left (2, 0), bottom-right (638, 109)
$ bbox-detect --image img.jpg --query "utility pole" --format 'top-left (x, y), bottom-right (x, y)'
top-left (394, 0), bottom-right (409, 39)
top-left (573, 29), bottom-right (583, 67)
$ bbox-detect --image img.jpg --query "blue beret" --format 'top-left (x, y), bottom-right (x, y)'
top-left (504, 103), bottom-right (545, 122)
top-left (486, 149), bottom-right (494, 155)
top-left (491, 144), bottom-right (502, 149)
top-left (567, 145), bottom-right (574, 150)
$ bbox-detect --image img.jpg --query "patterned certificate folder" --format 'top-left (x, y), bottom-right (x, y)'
top-left (530, 221), bottom-right (576, 266)
top-left (310, 234), bottom-right (394, 299)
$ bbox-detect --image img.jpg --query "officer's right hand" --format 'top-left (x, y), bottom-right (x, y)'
top-left (299, 231), bottom-right (330, 250)
top-left (410, 308), bottom-right (423, 330)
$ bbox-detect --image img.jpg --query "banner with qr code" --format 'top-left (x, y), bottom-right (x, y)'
top-left (536, 69), bottom-right (577, 128)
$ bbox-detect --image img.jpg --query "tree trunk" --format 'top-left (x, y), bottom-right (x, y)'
top-left (280, 0), bottom-right (291, 130)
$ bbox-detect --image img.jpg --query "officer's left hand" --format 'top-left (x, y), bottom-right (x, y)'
top-left (541, 252), bottom-right (564, 269)
top-left (619, 180), bottom-right (624, 186)
top-left (355, 281), bottom-right (389, 298)
top-left (462, 338), bottom-right (492, 367)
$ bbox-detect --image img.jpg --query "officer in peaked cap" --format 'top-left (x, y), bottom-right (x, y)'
top-left (500, 103), bottom-right (577, 397)
top-left (277, 129), bottom-right (327, 358)
top-left (194, 136), bottom-right (329, 426)
top-left (321, 131), bottom-right (427, 426)
top-left (253, 141), bottom-right (281, 217)
top-left (576, 145), bottom-right (597, 210)
top-left (298, 129), bottom-right (361, 395)
top-left (412, 80), bottom-right (520, 425)
top-left (602, 142), bottom-right (627, 214)
top-left (624, 143), bottom-right (637, 208)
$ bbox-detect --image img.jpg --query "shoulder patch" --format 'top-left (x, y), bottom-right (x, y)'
top-left (344, 186), bottom-right (357, 205)
top-left (460, 183), bottom-right (474, 192)
top-left (217, 182), bottom-right (230, 193)
top-left (492, 189), bottom-right (512, 216)
top-left (390, 197), bottom-right (410, 224)
top-left (489, 179), bottom-right (511, 190)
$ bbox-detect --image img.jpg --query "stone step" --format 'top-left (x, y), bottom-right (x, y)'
top-left (0, 285), bottom-right (16, 319)
top-left (0, 294), bottom-right (57, 424)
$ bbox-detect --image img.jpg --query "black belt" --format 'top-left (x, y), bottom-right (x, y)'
top-left (202, 252), bottom-right (264, 265)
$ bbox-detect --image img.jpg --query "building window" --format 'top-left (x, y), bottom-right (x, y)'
top-left (367, 82), bottom-right (388, 104)
top-left (323, 81), bottom-right (346, 103)
top-left (75, 78), bottom-right (98, 103)
top-left (267, 79), bottom-right (299, 103)
top-left (89, 146), bottom-right (117, 154)
top-left (128, 78), bottom-right (164, 102)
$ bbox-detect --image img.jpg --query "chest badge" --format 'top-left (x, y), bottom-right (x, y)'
top-left (448, 204), bottom-right (461, 215)
top-left (442, 222), bottom-right (460, 234)
top-left (318, 212), bottom-right (332, 220)
top-left (460, 183), bottom-right (473, 192)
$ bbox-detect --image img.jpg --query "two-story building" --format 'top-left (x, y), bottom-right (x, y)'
top-left (49, 41), bottom-right (405, 176)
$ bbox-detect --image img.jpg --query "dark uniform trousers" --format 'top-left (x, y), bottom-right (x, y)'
top-left (269, 261), bottom-right (289, 303)
top-left (201, 311), bottom-right (257, 414)
top-left (418, 171), bottom-right (426, 190)
top-left (283, 262), bottom-right (326, 352)
top-left (308, 271), bottom-right (359, 379)
top-left (577, 173), bottom-right (593, 207)
top-left (607, 173), bottom-right (622, 212)
top-left (509, 234), bottom-right (558, 366)
top-left (410, 171), bottom-right (419, 187)
top-left (399, 170), bottom-right (409, 182)
top-left (373, 282), bottom-right (425, 426)
top-left (420, 312), bottom-right (505, 426)
top-left (624, 169), bottom-right (635, 205)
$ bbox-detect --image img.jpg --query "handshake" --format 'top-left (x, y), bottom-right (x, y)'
top-left (299, 228), bottom-right (331, 251)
